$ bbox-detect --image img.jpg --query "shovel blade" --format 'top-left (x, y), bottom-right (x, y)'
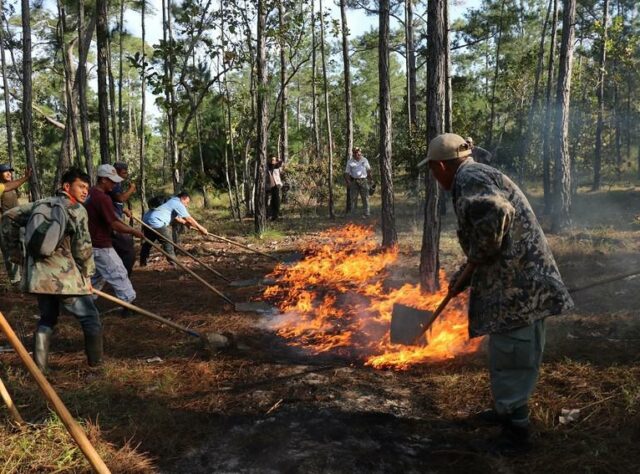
top-left (390, 303), bottom-right (436, 346)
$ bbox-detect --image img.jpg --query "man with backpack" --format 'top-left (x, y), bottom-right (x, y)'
top-left (1, 169), bottom-right (103, 372)
top-left (84, 164), bottom-right (144, 306)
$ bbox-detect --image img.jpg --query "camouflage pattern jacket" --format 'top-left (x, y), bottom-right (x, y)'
top-left (1, 192), bottom-right (95, 295)
top-left (452, 159), bottom-right (574, 337)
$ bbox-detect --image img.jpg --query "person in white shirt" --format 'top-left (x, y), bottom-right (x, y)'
top-left (344, 147), bottom-right (371, 217)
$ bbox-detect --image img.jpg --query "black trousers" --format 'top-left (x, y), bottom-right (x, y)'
top-left (140, 226), bottom-right (175, 265)
top-left (267, 186), bottom-right (281, 220)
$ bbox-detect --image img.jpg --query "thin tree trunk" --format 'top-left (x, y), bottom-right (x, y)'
top-left (405, 0), bottom-right (417, 131)
top-left (487, 0), bottom-right (506, 148)
top-left (420, 0), bottom-right (446, 292)
top-left (593, 0), bottom-right (609, 190)
top-left (542, 0), bottom-right (558, 213)
top-left (318, 0), bottom-right (334, 218)
top-left (195, 112), bottom-right (212, 208)
top-left (0, 0), bottom-right (14, 167)
top-left (118, 0), bottom-right (124, 163)
top-left (254, 0), bottom-right (268, 234)
top-left (96, 0), bottom-right (111, 164)
top-left (77, 0), bottom-right (94, 178)
top-left (278, 0), bottom-right (289, 165)
top-left (21, 0), bottom-right (41, 198)
top-left (521, 0), bottom-right (552, 167)
top-left (310, 7), bottom-right (321, 160)
top-left (613, 83), bottom-right (621, 173)
top-left (107, 34), bottom-right (120, 163)
top-left (379, 0), bottom-right (396, 247)
top-left (551, 0), bottom-right (576, 233)
top-left (340, 0), bottom-right (353, 214)
top-left (443, 0), bottom-right (452, 133)
top-left (139, 0), bottom-right (146, 214)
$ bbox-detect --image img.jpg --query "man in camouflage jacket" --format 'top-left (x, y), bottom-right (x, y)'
top-left (425, 133), bottom-right (574, 454)
top-left (1, 169), bottom-right (102, 372)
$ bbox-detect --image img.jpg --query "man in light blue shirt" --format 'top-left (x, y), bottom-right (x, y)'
top-left (140, 191), bottom-right (208, 266)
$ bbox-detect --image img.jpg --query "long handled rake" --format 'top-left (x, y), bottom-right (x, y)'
top-left (141, 236), bottom-right (234, 305)
top-left (131, 214), bottom-right (229, 282)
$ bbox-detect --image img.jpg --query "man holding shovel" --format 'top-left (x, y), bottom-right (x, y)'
top-left (140, 191), bottom-right (208, 267)
top-left (1, 169), bottom-right (103, 371)
top-left (423, 133), bottom-right (574, 454)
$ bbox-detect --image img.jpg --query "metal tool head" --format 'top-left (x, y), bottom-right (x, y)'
top-left (389, 303), bottom-right (436, 346)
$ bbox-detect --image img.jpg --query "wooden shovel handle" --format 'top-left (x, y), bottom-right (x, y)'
top-left (0, 312), bottom-right (111, 473)
top-left (204, 233), bottom-right (280, 261)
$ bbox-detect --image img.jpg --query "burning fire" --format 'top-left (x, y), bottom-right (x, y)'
top-left (263, 225), bottom-right (482, 370)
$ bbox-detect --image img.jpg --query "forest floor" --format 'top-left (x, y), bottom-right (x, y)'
top-left (1, 185), bottom-right (640, 473)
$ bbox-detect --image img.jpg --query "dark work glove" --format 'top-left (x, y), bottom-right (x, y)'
top-left (448, 263), bottom-right (472, 296)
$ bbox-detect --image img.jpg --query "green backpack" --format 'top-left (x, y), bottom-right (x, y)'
top-left (25, 197), bottom-right (69, 258)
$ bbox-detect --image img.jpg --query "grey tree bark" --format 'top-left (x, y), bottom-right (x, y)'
top-left (139, 0), bottom-right (146, 214)
top-left (551, 0), bottom-right (576, 233)
top-left (593, 0), bottom-right (609, 191)
top-left (419, 0), bottom-right (446, 292)
top-left (77, 0), bottom-right (94, 179)
top-left (487, 0), bottom-right (506, 148)
top-left (318, 0), bottom-right (334, 218)
top-left (96, 0), bottom-right (111, 165)
top-left (542, 0), bottom-right (558, 213)
top-left (310, 7), bottom-right (321, 161)
top-left (254, 0), bottom-right (268, 234)
top-left (0, 0), bottom-right (14, 167)
top-left (278, 0), bottom-right (289, 165)
top-left (22, 0), bottom-right (41, 198)
top-left (340, 0), bottom-right (353, 214)
top-left (379, 0), bottom-right (396, 247)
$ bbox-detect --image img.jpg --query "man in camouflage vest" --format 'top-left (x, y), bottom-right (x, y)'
top-left (424, 133), bottom-right (574, 454)
top-left (1, 168), bottom-right (102, 372)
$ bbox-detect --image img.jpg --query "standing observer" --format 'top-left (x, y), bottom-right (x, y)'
top-left (85, 164), bottom-right (143, 306)
top-left (266, 156), bottom-right (283, 221)
top-left (1, 169), bottom-right (103, 371)
top-left (424, 133), bottom-right (574, 454)
top-left (344, 147), bottom-right (371, 218)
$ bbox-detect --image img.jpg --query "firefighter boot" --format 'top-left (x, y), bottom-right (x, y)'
top-left (84, 332), bottom-right (103, 367)
top-left (34, 326), bottom-right (53, 373)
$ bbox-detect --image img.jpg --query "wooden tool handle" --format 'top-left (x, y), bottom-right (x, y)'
top-left (92, 289), bottom-right (201, 338)
top-left (205, 233), bottom-right (279, 261)
top-left (143, 237), bottom-right (234, 305)
top-left (0, 312), bottom-right (111, 473)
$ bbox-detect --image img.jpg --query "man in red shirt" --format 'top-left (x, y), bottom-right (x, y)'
top-left (85, 164), bottom-right (143, 304)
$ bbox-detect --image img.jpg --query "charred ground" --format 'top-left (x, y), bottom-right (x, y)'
top-left (0, 187), bottom-right (639, 473)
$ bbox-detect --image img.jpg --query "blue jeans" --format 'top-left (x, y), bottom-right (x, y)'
top-left (37, 294), bottom-right (102, 336)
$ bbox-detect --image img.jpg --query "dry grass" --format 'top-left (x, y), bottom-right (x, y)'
top-left (0, 414), bottom-right (154, 473)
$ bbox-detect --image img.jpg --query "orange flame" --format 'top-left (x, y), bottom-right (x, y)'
top-left (263, 224), bottom-right (482, 370)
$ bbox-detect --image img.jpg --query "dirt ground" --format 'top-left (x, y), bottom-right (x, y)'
top-left (1, 187), bottom-right (640, 473)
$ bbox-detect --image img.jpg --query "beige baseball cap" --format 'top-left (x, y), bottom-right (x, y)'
top-left (423, 133), bottom-right (473, 164)
top-left (96, 164), bottom-right (124, 183)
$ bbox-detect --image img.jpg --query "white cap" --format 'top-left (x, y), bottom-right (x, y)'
top-left (96, 164), bottom-right (123, 183)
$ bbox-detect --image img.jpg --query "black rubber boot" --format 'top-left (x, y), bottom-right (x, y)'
top-left (34, 326), bottom-right (53, 373)
top-left (84, 332), bottom-right (103, 367)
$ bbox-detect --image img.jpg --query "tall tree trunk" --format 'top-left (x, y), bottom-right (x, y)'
top-left (340, 0), bottom-right (353, 214)
top-left (487, 0), bottom-right (506, 148)
top-left (310, 7), bottom-right (321, 161)
top-left (593, 0), bottom-right (609, 191)
top-left (139, 0), bottom-right (146, 214)
top-left (542, 0), bottom-right (558, 213)
top-left (96, 0), bottom-right (111, 164)
top-left (405, 0), bottom-right (417, 131)
top-left (254, 0), bottom-right (268, 234)
top-left (420, 0), bottom-right (446, 292)
top-left (195, 112), bottom-right (212, 208)
top-left (118, 0), bottom-right (124, 163)
top-left (0, 0), bottom-right (14, 167)
top-left (224, 74), bottom-right (241, 219)
top-left (21, 0), bottom-right (41, 198)
top-left (521, 0), bottom-right (552, 168)
top-left (77, 0), bottom-right (94, 178)
top-left (379, 0), bottom-right (396, 247)
top-left (163, 0), bottom-right (179, 191)
top-left (443, 0), bottom-right (452, 133)
top-left (551, 0), bottom-right (576, 233)
top-left (318, 0), bottom-right (334, 218)
top-left (107, 34), bottom-right (120, 163)
top-left (278, 0), bottom-right (288, 165)
top-left (613, 83), bottom-right (622, 173)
